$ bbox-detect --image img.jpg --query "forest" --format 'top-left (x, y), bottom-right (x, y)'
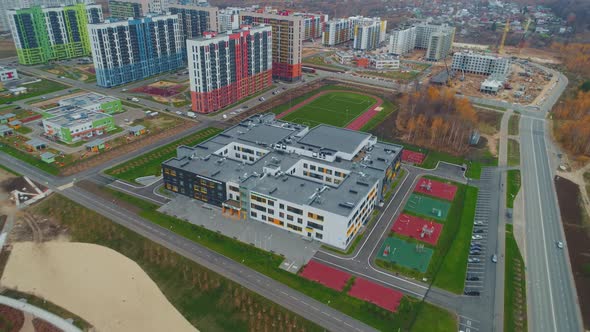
top-left (553, 90), bottom-right (590, 157)
top-left (394, 86), bottom-right (478, 155)
top-left (551, 43), bottom-right (590, 78)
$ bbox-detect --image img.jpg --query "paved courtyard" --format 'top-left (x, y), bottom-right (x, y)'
top-left (159, 195), bottom-right (321, 270)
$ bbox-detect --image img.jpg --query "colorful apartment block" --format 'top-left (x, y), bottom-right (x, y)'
top-left (295, 12), bottom-right (328, 41)
top-left (8, 4), bottom-right (103, 65)
top-left (240, 11), bottom-right (303, 82)
top-left (169, 4), bottom-right (219, 40)
top-left (187, 26), bottom-right (273, 114)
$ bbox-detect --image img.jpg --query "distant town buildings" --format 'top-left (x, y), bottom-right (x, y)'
top-left (8, 4), bottom-right (103, 65)
top-left (88, 14), bottom-right (185, 88)
top-left (108, 0), bottom-right (146, 19)
top-left (169, 3), bottom-right (219, 40)
top-left (161, 113), bottom-right (403, 250)
top-left (240, 10), bottom-right (303, 82)
top-left (0, 66), bottom-right (19, 82)
top-left (187, 26), bottom-right (273, 114)
top-left (218, 8), bottom-right (240, 32)
top-left (451, 51), bottom-right (511, 76)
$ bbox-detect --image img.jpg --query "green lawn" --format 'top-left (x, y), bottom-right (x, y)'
top-left (411, 302), bottom-right (457, 332)
top-left (508, 139), bottom-right (520, 167)
top-left (105, 188), bottom-right (423, 331)
top-left (0, 143), bottom-right (60, 175)
top-left (15, 126), bottom-right (32, 135)
top-left (360, 99), bottom-right (398, 132)
top-left (105, 127), bottom-right (221, 183)
top-left (271, 85), bottom-right (362, 116)
top-left (303, 55), bottom-right (342, 70)
top-left (505, 224), bottom-right (528, 332)
top-left (1, 79), bottom-right (69, 105)
top-left (31, 194), bottom-right (323, 332)
top-left (281, 91), bottom-right (376, 127)
top-left (506, 170), bottom-right (521, 209)
top-left (375, 176), bottom-right (479, 293)
top-left (508, 114), bottom-right (520, 136)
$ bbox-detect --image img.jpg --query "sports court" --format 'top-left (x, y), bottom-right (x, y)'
top-left (281, 91), bottom-right (377, 128)
top-left (414, 178), bottom-right (458, 201)
top-left (401, 150), bottom-right (426, 164)
top-left (348, 278), bottom-right (404, 312)
top-left (376, 237), bottom-right (433, 273)
top-left (391, 213), bottom-right (443, 246)
top-left (404, 193), bottom-right (451, 221)
top-left (300, 260), bottom-right (351, 291)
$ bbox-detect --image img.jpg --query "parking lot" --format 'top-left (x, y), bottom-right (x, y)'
top-left (464, 168), bottom-right (496, 296)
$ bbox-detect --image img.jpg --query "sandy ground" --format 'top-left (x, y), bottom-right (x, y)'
top-left (1, 242), bottom-right (198, 332)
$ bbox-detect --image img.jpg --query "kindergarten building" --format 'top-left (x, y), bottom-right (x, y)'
top-left (58, 92), bottom-right (122, 114)
top-left (162, 113), bottom-right (403, 249)
top-left (42, 105), bottom-right (115, 144)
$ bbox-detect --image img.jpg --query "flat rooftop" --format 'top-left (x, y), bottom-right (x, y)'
top-left (58, 92), bottom-right (119, 108)
top-left (44, 105), bottom-right (112, 127)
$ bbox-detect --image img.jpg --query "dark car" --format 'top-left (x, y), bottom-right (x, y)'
top-left (471, 245), bottom-right (483, 250)
top-left (464, 291), bottom-right (480, 296)
top-left (469, 251), bottom-right (481, 256)
top-left (473, 229), bottom-right (485, 234)
top-left (466, 275), bottom-right (480, 281)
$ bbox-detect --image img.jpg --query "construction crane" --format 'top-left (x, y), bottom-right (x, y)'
top-left (498, 18), bottom-right (510, 55)
top-left (517, 17), bottom-right (532, 54)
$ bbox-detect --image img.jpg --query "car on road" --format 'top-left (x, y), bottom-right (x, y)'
top-left (175, 111), bottom-right (182, 115)
top-left (468, 258), bottom-right (480, 263)
top-left (491, 254), bottom-right (498, 263)
top-left (242, 105), bottom-right (249, 109)
top-left (556, 241), bottom-right (564, 249)
top-left (473, 229), bottom-right (485, 234)
top-left (472, 235), bottom-right (483, 240)
top-left (464, 291), bottom-right (480, 296)
top-left (466, 275), bottom-right (480, 281)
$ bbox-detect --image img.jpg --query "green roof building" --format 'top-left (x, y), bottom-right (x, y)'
top-left (42, 105), bottom-right (115, 144)
top-left (8, 4), bottom-right (103, 65)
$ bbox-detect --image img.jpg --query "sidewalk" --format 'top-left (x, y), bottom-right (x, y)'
top-left (0, 295), bottom-right (83, 332)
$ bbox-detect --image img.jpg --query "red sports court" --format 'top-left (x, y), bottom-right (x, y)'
top-left (300, 260), bottom-right (351, 291)
top-left (414, 178), bottom-right (457, 201)
top-left (391, 213), bottom-right (443, 245)
top-left (348, 278), bottom-right (403, 312)
top-left (402, 150), bottom-right (426, 164)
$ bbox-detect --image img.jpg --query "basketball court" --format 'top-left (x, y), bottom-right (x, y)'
top-left (300, 260), bottom-right (351, 291)
top-left (376, 237), bottom-right (433, 273)
top-left (404, 193), bottom-right (451, 221)
top-left (347, 278), bottom-right (403, 312)
top-left (391, 213), bottom-right (443, 246)
top-left (414, 178), bottom-right (458, 201)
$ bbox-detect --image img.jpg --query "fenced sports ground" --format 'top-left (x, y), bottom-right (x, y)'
top-left (413, 178), bottom-right (458, 201)
top-left (376, 237), bottom-right (433, 273)
top-left (391, 213), bottom-right (443, 246)
top-left (404, 193), bottom-right (451, 222)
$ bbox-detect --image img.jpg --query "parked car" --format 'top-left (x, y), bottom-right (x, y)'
top-left (472, 235), bottom-right (483, 240)
top-left (474, 220), bottom-right (485, 225)
top-left (466, 275), bottom-right (480, 281)
top-left (473, 229), bottom-right (485, 234)
top-left (469, 251), bottom-right (481, 256)
top-left (491, 254), bottom-right (498, 263)
top-left (468, 258), bottom-right (480, 263)
top-left (464, 291), bottom-right (480, 296)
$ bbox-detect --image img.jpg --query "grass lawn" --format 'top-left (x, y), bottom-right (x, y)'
top-left (508, 114), bottom-right (520, 136)
top-left (15, 126), bottom-right (32, 135)
top-left (281, 91), bottom-right (376, 128)
top-left (411, 302), bottom-right (457, 332)
top-left (504, 224), bottom-right (527, 332)
top-left (105, 188), bottom-right (423, 331)
top-left (105, 127), bottom-right (221, 183)
top-left (271, 85), bottom-right (361, 116)
top-left (1, 79), bottom-right (69, 105)
top-left (360, 99), bottom-right (397, 133)
top-left (375, 177), bottom-right (479, 293)
top-left (0, 143), bottom-right (60, 175)
top-left (31, 194), bottom-right (323, 332)
top-left (506, 170), bottom-right (521, 209)
top-left (507, 139), bottom-right (520, 167)
top-left (303, 55), bottom-right (343, 70)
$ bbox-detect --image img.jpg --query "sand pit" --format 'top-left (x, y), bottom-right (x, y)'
top-left (1, 242), bottom-right (197, 332)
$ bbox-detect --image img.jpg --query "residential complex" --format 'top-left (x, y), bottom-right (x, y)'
top-left (218, 8), bottom-right (240, 32)
top-left (389, 25), bottom-right (416, 55)
top-left (42, 105), bottom-right (116, 144)
top-left (88, 14), bottom-right (185, 88)
top-left (451, 51), bottom-right (511, 76)
top-left (8, 4), bottom-right (103, 65)
top-left (187, 26), bottom-right (273, 114)
top-left (353, 17), bottom-right (387, 51)
top-left (388, 22), bottom-right (455, 60)
top-left (322, 18), bottom-right (355, 46)
top-left (295, 12), bottom-right (328, 41)
top-left (58, 92), bottom-right (123, 114)
top-left (240, 10), bottom-right (303, 82)
top-left (0, 0), bottom-right (87, 32)
top-left (108, 0), bottom-right (146, 19)
top-left (162, 113), bottom-right (402, 249)
top-left (169, 4), bottom-right (219, 40)
top-left (0, 66), bottom-right (19, 82)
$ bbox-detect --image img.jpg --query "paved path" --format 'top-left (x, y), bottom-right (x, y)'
top-left (0, 295), bottom-right (82, 332)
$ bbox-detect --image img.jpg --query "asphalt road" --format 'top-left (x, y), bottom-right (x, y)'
top-left (520, 117), bottom-right (582, 332)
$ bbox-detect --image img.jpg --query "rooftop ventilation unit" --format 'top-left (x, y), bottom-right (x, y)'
top-left (338, 202), bottom-right (355, 209)
top-left (211, 170), bottom-right (220, 176)
top-left (356, 181), bottom-right (369, 186)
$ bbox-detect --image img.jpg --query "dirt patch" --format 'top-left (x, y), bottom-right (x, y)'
top-left (554, 176), bottom-right (590, 330)
top-left (477, 108), bottom-right (502, 135)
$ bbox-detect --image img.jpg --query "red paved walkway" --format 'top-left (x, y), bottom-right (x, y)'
top-left (391, 213), bottom-right (443, 246)
top-left (348, 278), bottom-right (403, 312)
top-left (300, 260), bottom-right (351, 291)
top-left (414, 178), bottom-right (458, 201)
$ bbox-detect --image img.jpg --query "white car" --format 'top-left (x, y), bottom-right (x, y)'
top-left (472, 235), bottom-right (483, 240)
top-left (492, 254), bottom-right (498, 263)
top-left (468, 258), bottom-right (480, 263)
top-left (556, 241), bottom-right (564, 249)
top-left (474, 220), bottom-right (485, 225)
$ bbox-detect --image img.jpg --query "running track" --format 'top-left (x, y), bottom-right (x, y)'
top-left (276, 90), bottom-right (384, 131)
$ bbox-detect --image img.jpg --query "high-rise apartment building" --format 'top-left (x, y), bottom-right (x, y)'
top-left (389, 25), bottom-right (416, 55)
top-left (169, 3), bottom-right (218, 40)
top-left (8, 4), bottom-right (103, 65)
top-left (295, 13), bottom-right (328, 41)
top-left (415, 23), bottom-right (455, 56)
top-left (353, 17), bottom-right (387, 51)
top-left (1, 0), bottom-right (96, 32)
top-left (451, 52), bottom-right (511, 76)
top-left (322, 18), bottom-right (354, 46)
top-left (88, 14), bottom-right (185, 87)
top-left (240, 11), bottom-right (303, 82)
top-left (425, 31), bottom-right (454, 61)
top-left (187, 26), bottom-right (273, 114)
top-left (148, 0), bottom-right (168, 14)
top-left (108, 0), bottom-right (146, 19)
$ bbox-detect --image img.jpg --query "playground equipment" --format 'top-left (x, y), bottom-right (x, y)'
top-left (383, 244), bottom-right (391, 257)
top-left (431, 208), bottom-right (442, 218)
top-left (415, 243), bottom-right (424, 253)
top-left (420, 180), bottom-right (432, 192)
top-left (420, 224), bottom-right (435, 239)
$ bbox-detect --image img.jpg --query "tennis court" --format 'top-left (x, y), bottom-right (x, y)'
top-left (281, 91), bottom-right (377, 128)
top-left (391, 213), bottom-right (443, 246)
top-left (404, 193), bottom-right (451, 221)
top-left (414, 178), bottom-right (458, 201)
top-left (376, 237), bottom-right (433, 273)
top-left (300, 260), bottom-right (351, 291)
top-left (348, 278), bottom-right (403, 312)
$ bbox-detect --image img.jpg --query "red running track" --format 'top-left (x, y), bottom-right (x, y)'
top-left (391, 213), bottom-right (443, 246)
top-left (275, 90), bottom-right (384, 131)
top-left (300, 260), bottom-right (351, 291)
top-left (401, 150), bottom-right (426, 165)
top-left (414, 177), bottom-right (458, 201)
top-left (348, 278), bottom-right (403, 312)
